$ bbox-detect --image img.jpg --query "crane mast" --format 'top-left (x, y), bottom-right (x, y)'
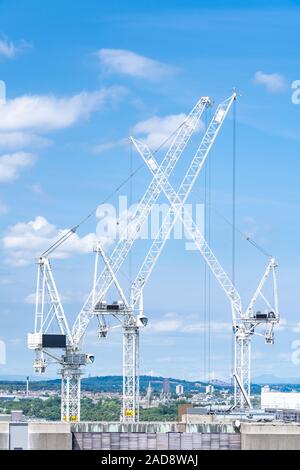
top-left (233, 257), bottom-right (279, 407)
top-left (92, 241), bottom-right (145, 422)
top-left (28, 257), bottom-right (89, 421)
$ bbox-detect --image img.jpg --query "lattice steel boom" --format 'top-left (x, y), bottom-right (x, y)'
top-left (72, 96), bottom-right (211, 347)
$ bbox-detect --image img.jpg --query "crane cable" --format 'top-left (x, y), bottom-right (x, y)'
top-left (128, 139), bottom-right (133, 296)
top-left (204, 107), bottom-right (213, 383)
top-left (207, 205), bottom-right (272, 259)
top-left (203, 110), bottom-right (208, 383)
top-left (207, 107), bottom-right (212, 383)
top-left (41, 164), bottom-right (143, 257)
top-left (41, 117), bottom-right (189, 258)
top-left (231, 97), bottom-right (237, 391)
top-left (232, 98), bottom-right (236, 284)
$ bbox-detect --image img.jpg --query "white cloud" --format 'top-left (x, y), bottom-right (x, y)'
top-left (293, 322), bottom-right (300, 333)
top-left (0, 131), bottom-right (50, 150)
top-left (0, 201), bottom-right (8, 214)
top-left (0, 87), bottom-right (125, 133)
top-left (24, 291), bottom-right (70, 304)
top-left (132, 113), bottom-right (190, 149)
top-left (24, 293), bottom-right (38, 305)
top-left (182, 321), bottom-right (232, 334)
top-left (0, 38), bottom-right (30, 59)
top-left (276, 317), bottom-right (287, 332)
top-left (0, 87), bottom-right (126, 154)
top-left (94, 112), bottom-right (198, 154)
top-left (0, 152), bottom-right (35, 183)
top-left (243, 215), bottom-right (259, 239)
top-left (92, 137), bottom-right (127, 154)
top-left (147, 313), bottom-right (232, 335)
top-left (2, 216), bottom-right (112, 267)
top-left (29, 183), bottom-right (43, 194)
top-left (98, 49), bottom-right (175, 80)
top-left (151, 316), bottom-right (183, 333)
top-left (251, 351), bottom-right (265, 360)
top-left (94, 110), bottom-right (203, 155)
top-left (276, 352), bottom-right (292, 362)
top-left (254, 71), bottom-right (287, 93)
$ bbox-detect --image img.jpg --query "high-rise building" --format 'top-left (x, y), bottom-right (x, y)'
top-left (176, 384), bottom-right (184, 395)
top-left (146, 382), bottom-right (153, 408)
top-left (162, 378), bottom-right (170, 394)
top-left (205, 384), bottom-right (214, 395)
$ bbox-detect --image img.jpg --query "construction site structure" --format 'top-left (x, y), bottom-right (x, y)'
top-left (28, 90), bottom-right (280, 421)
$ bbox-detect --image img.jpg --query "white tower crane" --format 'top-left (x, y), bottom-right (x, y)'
top-left (95, 92), bottom-right (237, 421)
top-left (131, 115), bottom-right (279, 409)
top-left (27, 257), bottom-right (91, 421)
top-left (28, 95), bottom-right (211, 422)
top-left (28, 90), bottom-right (278, 420)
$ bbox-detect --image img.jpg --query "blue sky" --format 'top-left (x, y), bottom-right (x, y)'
top-left (0, 0), bottom-right (300, 383)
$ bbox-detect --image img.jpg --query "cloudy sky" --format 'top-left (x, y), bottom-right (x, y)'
top-left (0, 0), bottom-right (300, 382)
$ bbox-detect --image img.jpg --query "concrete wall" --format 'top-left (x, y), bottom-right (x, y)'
top-left (71, 421), bottom-right (235, 433)
top-left (181, 414), bottom-right (236, 430)
top-left (10, 423), bottom-right (28, 450)
top-left (0, 422), bottom-right (9, 450)
top-left (28, 422), bottom-right (72, 450)
top-left (71, 422), bottom-right (240, 450)
top-left (2, 419), bottom-right (300, 450)
top-left (72, 422), bottom-right (178, 433)
top-left (241, 423), bottom-right (300, 450)
top-left (73, 431), bottom-right (240, 450)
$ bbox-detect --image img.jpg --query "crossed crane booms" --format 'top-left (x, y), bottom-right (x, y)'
top-left (71, 95), bottom-right (214, 345)
top-left (91, 95), bottom-right (236, 338)
top-left (31, 91), bottom-right (279, 420)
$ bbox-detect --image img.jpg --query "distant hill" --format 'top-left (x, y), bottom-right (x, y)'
top-left (0, 375), bottom-right (47, 381)
top-left (0, 375), bottom-right (224, 393)
top-left (253, 374), bottom-right (300, 385)
top-left (210, 379), bottom-right (231, 387)
top-left (2, 374), bottom-right (298, 393)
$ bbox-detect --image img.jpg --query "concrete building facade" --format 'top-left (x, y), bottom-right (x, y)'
top-left (261, 386), bottom-right (300, 410)
top-left (0, 419), bottom-right (299, 450)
